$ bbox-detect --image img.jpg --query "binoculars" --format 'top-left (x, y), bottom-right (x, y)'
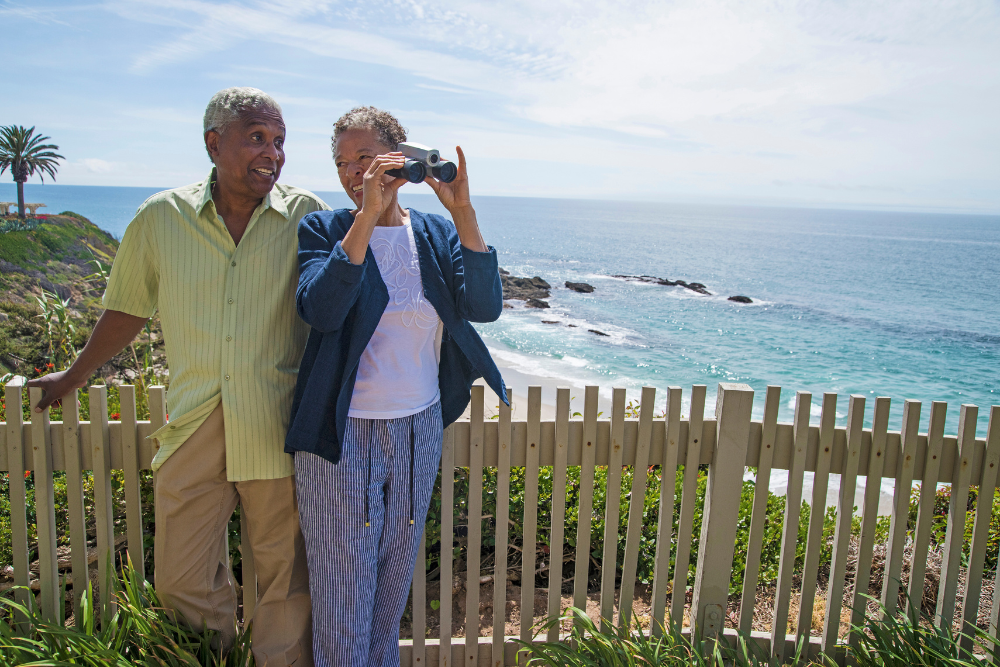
top-left (387, 142), bottom-right (457, 183)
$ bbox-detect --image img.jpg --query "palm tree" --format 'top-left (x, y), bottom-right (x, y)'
top-left (0, 125), bottom-right (65, 219)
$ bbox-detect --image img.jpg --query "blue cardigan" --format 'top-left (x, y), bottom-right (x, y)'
top-left (285, 208), bottom-right (509, 463)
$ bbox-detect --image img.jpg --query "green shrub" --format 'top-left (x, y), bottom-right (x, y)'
top-left (0, 561), bottom-right (253, 666)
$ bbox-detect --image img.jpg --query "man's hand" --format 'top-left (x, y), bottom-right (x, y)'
top-left (26, 309), bottom-right (150, 412)
top-left (26, 369), bottom-right (88, 412)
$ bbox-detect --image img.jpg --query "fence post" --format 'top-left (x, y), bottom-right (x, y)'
top-left (28, 387), bottom-right (60, 621)
top-left (690, 383), bottom-right (753, 640)
top-left (4, 377), bottom-right (31, 628)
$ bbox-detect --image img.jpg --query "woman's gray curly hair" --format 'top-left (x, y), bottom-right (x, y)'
top-left (332, 106), bottom-right (407, 155)
top-left (203, 87), bottom-right (283, 160)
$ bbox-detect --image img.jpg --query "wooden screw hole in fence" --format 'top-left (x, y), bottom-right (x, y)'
top-left (2, 379), bottom-right (999, 665)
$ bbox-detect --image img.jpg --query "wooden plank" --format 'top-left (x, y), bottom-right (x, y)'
top-left (670, 385), bottom-right (706, 628)
top-left (520, 386), bottom-right (542, 643)
top-left (440, 424), bottom-right (455, 667)
top-left (545, 387), bottom-right (570, 640)
top-left (650, 386), bottom-right (682, 636)
top-left (960, 405), bottom-right (1000, 650)
top-left (493, 388), bottom-right (512, 667)
top-left (906, 401), bottom-right (947, 622)
top-left (599, 387), bottom-right (628, 630)
top-left (881, 400), bottom-right (921, 618)
top-left (935, 404), bottom-right (978, 630)
top-left (89, 385), bottom-right (116, 622)
top-left (466, 386), bottom-right (485, 663)
top-left (4, 378), bottom-right (30, 621)
top-left (690, 383), bottom-right (754, 638)
top-left (617, 386), bottom-right (656, 628)
top-left (413, 530), bottom-right (427, 666)
top-left (849, 396), bottom-right (891, 647)
top-left (61, 389), bottom-right (88, 626)
top-left (797, 392), bottom-right (837, 645)
top-left (739, 386), bottom-right (781, 633)
top-left (28, 387), bottom-right (59, 621)
top-left (821, 395), bottom-right (866, 654)
top-left (771, 391), bottom-right (812, 661)
top-left (118, 385), bottom-right (145, 577)
top-left (572, 386), bottom-right (599, 619)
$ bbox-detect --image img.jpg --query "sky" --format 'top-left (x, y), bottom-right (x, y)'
top-left (2, 0), bottom-right (999, 213)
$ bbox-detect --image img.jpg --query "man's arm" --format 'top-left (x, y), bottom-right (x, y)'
top-left (26, 309), bottom-right (150, 412)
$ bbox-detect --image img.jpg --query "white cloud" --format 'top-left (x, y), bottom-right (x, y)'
top-left (79, 158), bottom-right (116, 173)
top-left (5, 0), bottom-right (998, 210)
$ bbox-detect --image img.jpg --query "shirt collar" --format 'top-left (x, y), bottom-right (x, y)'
top-left (195, 167), bottom-right (290, 220)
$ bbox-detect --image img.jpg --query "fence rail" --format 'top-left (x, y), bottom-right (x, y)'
top-left (1, 377), bottom-right (999, 665)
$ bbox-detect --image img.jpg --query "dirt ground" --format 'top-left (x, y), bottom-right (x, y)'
top-left (400, 539), bottom-right (997, 641)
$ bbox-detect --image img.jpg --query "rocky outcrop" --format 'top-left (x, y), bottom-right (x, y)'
top-left (588, 329), bottom-right (609, 336)
top-left (612, 274), bottom-right (711, 295)
top-left (728, 295), bottom-right (753, 304)
top-left (525, 298), bottom-right (550, 309)
top-left (501, 274), bottom-right (550, 301)
top-left (565, 281), bottom-right (594, 293)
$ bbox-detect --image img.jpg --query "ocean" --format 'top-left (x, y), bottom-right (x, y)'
top-left (4, 182), bottom-right (998, 441)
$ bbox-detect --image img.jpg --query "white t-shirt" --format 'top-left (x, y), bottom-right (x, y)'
top-left (348, 221), bottom-right (443, 419)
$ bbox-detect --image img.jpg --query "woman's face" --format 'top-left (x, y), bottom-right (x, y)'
top-left (333, 128), bottom-right (394, 207)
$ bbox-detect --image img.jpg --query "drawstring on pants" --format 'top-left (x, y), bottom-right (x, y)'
top-left (409, 416), bottom-right (415, 526)
top-left (364, 416), bottom-right (416, 528)
top-left (365, 421), bottom-right (373, 527)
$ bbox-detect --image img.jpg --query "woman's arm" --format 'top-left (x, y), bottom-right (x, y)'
top-left (446, 225), bottom-right (504, 323)
top-left (295, 214), bottom-right (367, 333)
top-left (425, 146), bottom-right (487, 253)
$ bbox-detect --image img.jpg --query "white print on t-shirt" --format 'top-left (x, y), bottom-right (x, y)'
top-left (370, 236), bottom-right (439, 330)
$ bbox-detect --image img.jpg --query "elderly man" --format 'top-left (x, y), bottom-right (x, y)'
top-left (28, 87), bottom-right (325, 665)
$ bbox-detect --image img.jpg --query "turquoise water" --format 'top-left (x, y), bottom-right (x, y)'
top-left (4, 183), bottom-right (997, 436)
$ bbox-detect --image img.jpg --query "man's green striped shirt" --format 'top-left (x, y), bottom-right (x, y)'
top-left (103, 173), bottom-right (329, 481)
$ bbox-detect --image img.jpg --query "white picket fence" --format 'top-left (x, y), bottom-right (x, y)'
top-left (2, 377), bottom-right (999, 665)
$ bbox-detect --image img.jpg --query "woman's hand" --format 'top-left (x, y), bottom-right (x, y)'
top-left (426, 146), bottom-right (487, 252)
top-left (357, 152), bottom-right (407, 224)
top-left (425, 146), bottom-right (472, 215)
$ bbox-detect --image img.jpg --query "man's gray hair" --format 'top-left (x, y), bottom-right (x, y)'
top-left (203, 87), bottom-right (283, 160)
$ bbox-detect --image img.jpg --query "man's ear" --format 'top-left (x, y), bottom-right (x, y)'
top-left (205, 130), bottom-right (221, 162)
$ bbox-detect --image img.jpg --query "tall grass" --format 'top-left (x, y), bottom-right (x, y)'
top-left (514, 601), bottom-right (1000, 667)
top-left (513, 607), bottom-right (815, 666)
top-left (0, 560), bottom-right (252, 666)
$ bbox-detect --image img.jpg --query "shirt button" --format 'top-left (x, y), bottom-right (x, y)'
top-left (225, 374), bottom-right (230, 381)
top-left (231, 261), bottom-right (236, 267)
top-left (226, 336), bottom-right (232, 342)
top-left (228, 298), bottom-right (234, 304)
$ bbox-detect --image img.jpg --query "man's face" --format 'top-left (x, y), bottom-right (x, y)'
top-left (205, 110), bottom-right (286, 199)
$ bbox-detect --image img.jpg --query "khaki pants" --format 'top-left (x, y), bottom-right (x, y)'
top-left (154, 404), bottom-right (312, 667)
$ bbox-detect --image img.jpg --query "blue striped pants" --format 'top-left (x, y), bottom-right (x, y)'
top-left (295, 402), bottom-right (443, 667)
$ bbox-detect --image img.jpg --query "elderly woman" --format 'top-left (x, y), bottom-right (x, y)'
top-left (285, 107), bottom-right (508, 666)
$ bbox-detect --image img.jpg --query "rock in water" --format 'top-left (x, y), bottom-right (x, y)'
top-left (588, 329), bottom-right (609, 336)
top-left (565, 281), bottom-right (595, 293)
top-left (526, 298), bottom-right (550, 309)
top-left (728, 295), bottom-right (753, 303)
top-left (500, 273), bottom-right (551, 300)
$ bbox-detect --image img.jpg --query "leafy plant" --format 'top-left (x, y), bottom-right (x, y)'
top-left (513, 606), bottom-right (813, 666)
top-left (35, 288), bottom-right (80, 370)
top-left (0, 560), bottom-right (253, 666)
